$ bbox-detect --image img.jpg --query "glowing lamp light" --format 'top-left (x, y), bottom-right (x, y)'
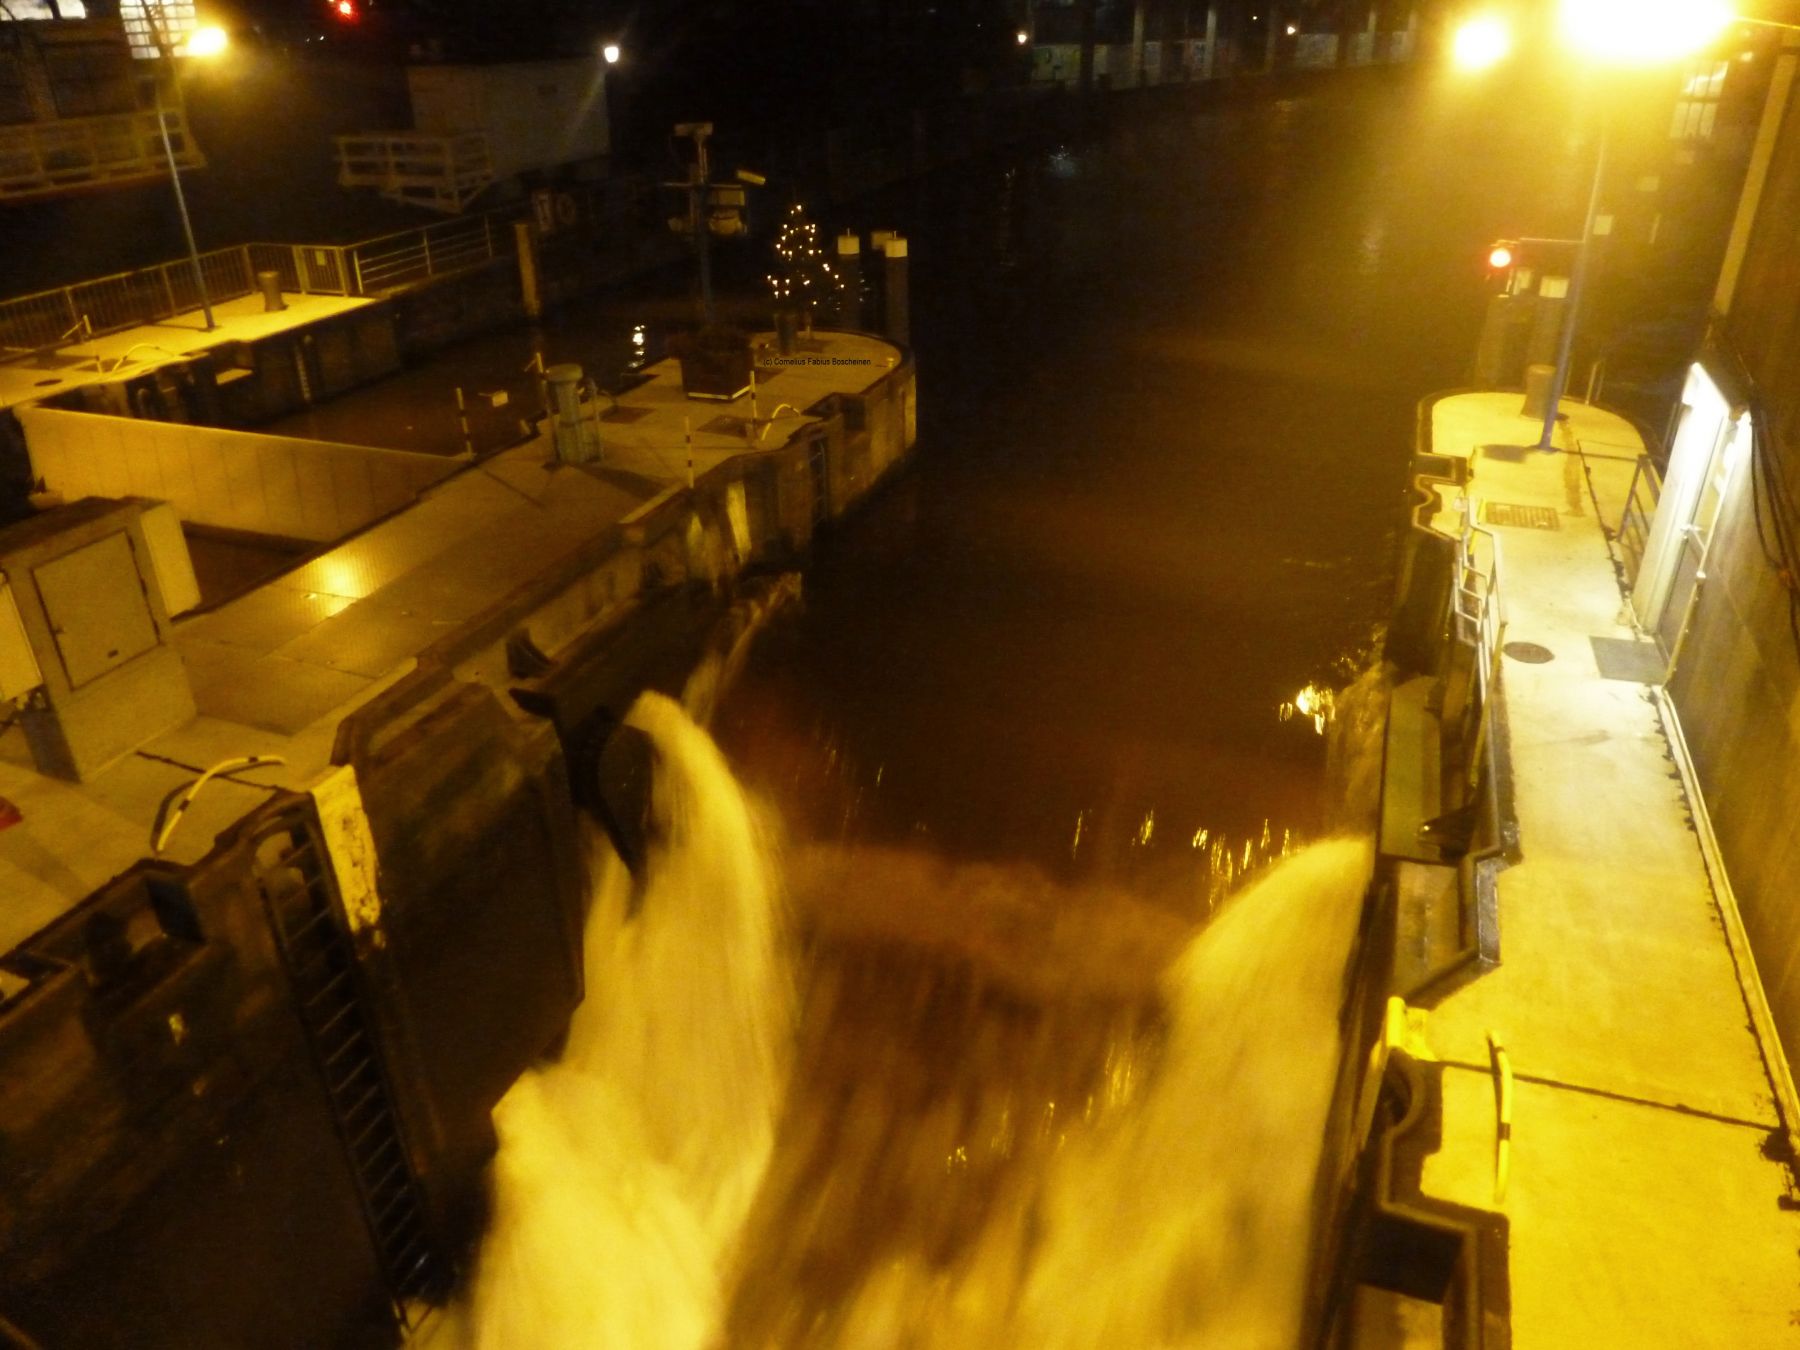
top-left (1286, 23), bottom-right (1298, 35)
top-left (1488, 243), bottom-right (1515, 270)
top-left (1560, 0), bottom-right (1734, 65)
top-left (334, 0), bottom-right (356, 18)
top-left (186, 24), bottom-right (229, 58)
top-left (1016, 29), bottom-right (1030, 46)
top-left (1452, 14), bottom-right (1513, 71)
top-left (602, 42), bottom-right (621, 64)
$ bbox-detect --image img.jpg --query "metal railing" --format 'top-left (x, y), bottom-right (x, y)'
top-left (1453, 513), bottom-right (1506, 797)
top-left (0, 214), bottom-right (518, 359)
top-left (1617, 453), bottom-right (1663, 588)
top-left (0, 106), bottom-right (202, 203)
top-left (348, 213), bottom-right (511, 294)
top-left (0, 245), bottom-right (258, 357)
top-left (334, 130), bottom-right (494, 213)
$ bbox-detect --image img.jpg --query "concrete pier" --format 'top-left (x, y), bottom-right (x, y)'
top-left (1386, 391), bottom-right (1800, 1346)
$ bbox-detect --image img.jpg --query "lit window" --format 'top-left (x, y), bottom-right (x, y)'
top-left (1670, 59), bottom-right (1729, 140)
top-left (0, 2), bottom-right (91, 17)
top-left (120, 1), bottom-right (199, 60)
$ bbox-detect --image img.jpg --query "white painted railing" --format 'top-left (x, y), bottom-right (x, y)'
top-left (0, 107), bottom-right (203, 203)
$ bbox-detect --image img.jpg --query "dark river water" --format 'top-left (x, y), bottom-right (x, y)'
top-left (717, 69), bottom-right (1535, 883)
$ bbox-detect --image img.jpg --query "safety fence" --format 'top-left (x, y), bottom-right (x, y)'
top-left (0, 226), bottom-right (494, 360)
top-left (0, 176), bottom-right (665, 364)
top-left (0, 106), bottom-right (204, 204)
top-left (1616, 453), bottom-right (1663, 589)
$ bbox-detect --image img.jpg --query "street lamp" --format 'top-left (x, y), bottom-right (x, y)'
top-left (146, 16), bottom-right (229, 333)
top-left (1452, 14), bottom-right (1513, 72)
top-left (1560, 0), bottom-right (1734, 66)
top-left (1531, 0), bottom-right (1734, 449)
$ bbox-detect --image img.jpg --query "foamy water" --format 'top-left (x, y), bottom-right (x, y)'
top-left (438, 692), bottom-right (1374, 1350)
top-left (824, 838), bottom-right (1375, 1350)
top-left (444, 691), bottom-right (792, 1350)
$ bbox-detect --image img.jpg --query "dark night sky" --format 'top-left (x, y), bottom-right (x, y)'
top-left (205, 0), bottom-right (1050, 143)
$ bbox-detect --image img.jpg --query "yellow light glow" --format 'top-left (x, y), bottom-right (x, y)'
top-left (602, 42), bottom-right (621, 64)
top-left (1488, 244), bottom-right (1514, 269)
top-left (1559, 0), bottom-right (1733, 65)
top-left (186, 24), bottom-right (229, 58)
top-left (1016, 29), bottom-right (1030, 45)
top-left (1452, 14), bottom-right (1513, 71)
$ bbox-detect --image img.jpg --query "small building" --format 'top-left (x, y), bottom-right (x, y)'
top-left (0, 5), bottom-right (203, 205)
top-left (335, 59), bottom-right (610, 214)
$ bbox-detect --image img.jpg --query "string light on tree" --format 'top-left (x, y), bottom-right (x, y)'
top-left (771, 203), bottom-right (848, 326)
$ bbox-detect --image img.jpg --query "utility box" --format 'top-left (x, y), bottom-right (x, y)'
top-left (0, 498), bottom-right (197, 782)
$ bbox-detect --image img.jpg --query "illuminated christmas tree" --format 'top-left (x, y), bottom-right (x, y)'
top-left (768, 203), bottom-right (843, 329)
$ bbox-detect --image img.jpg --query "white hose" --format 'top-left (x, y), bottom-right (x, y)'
top-left (152, 755), bottom-right (287, 855)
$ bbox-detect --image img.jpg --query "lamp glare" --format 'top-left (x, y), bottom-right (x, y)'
top-left (1559, 0), bottom-right (1733, 65)
top-left (1452, 15), bottom-right (1513, 71)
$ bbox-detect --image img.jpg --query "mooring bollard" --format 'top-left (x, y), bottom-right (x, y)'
top-left (882, 234), bottom-right (910, 347)
top-left (836, 232), bottom-right (863, 330)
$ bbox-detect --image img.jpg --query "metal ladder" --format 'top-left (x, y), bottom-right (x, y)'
top-left (254, 824), bottom-right (440, 1317)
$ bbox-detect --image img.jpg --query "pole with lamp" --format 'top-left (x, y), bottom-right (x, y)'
top-left (1522, 0), bottom-right (1734, 448)
top-left (142, 6), bottom-right (229, 333)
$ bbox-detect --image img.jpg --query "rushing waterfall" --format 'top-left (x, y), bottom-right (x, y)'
top-left (446, 691), bottom-right (792, 1350)
top-left (437, 687), bottom-right (1376, 1350)
top-left (793, 837), bottom-right (1375, 1350)
top-left (1010, 836), bottom-right (1374, 1349)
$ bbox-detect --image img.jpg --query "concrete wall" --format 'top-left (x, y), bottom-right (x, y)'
top-left (19, 407), bottom-right (456, 544)
top-left (1668, 434), bottom-right (1800, 1060)
top-left (1672, 63), bottom-right (1800, 1066)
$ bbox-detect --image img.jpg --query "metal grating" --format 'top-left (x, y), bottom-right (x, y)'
top-left (1481, 501), bottom-right (1561, 531)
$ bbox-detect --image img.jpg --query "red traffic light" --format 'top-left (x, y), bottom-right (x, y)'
top-left (333, 0), bottom-right (358, 18)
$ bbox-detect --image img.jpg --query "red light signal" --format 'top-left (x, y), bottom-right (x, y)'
top-left (333, 0), bottom-right (358, 18)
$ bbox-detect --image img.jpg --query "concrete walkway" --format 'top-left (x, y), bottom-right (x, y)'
top-left (1413, 393), bottom-right (1800, 1346)
top-left (0, 292), bottom-right (375, 413)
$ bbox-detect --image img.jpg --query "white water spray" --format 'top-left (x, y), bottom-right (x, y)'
top-left (439, 687), bottom-right (1375, 1350)
top-left (827, 837), bottom-right (1375, 1350)
top-left (1013, 836), bottom-right (1374, 1349)
top-left (448, 691), bottom-right (791, 1350)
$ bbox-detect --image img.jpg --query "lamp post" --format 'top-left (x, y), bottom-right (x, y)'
top-left (1453, 1), bottom-right (1732, 447)
top-left (146, 13), bottom-right (228, 333)
top-left (1536, 0), bottom-right (1731, 447)
top-left (1536, 120), bottom-right (1607, 449)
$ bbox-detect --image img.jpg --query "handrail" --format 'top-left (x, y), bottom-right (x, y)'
top-left (1617, 453), bottom-right (1662, 588)
top-left (1456, 515), bottom-right (1505, 704)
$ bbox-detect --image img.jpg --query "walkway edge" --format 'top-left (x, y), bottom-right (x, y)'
top-left (1650, 682), bottom-right (1800, 1179)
